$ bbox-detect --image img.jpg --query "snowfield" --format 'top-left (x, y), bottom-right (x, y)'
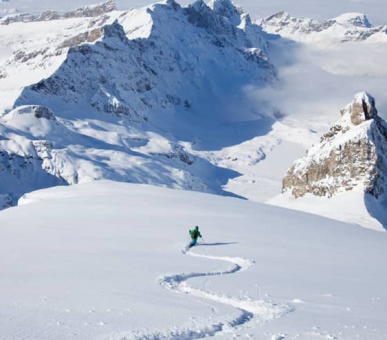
top-left (0, 181), bottom-right (386, 339)
top-left (0, 2), bottom-right (387, 337)
top-left (0, 0), bottom-right (386, 230)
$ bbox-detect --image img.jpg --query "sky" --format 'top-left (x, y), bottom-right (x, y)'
top-left (0, 0), bottom-right (386, 26)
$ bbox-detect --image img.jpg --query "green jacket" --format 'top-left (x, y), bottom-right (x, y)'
top-left (189, 229), bottom-right (202, 240)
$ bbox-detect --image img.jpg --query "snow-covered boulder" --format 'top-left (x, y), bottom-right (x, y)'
top-left (282, 92), bottom-right (387, 199)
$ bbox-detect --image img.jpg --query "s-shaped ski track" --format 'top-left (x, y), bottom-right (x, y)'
top-left (156, 246), bottom-right (294, 339)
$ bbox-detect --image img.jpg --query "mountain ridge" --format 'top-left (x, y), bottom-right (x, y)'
top-left (259, 11), bottom-right (387, 42)
top-left (0, 0), bottom-right (273, 208)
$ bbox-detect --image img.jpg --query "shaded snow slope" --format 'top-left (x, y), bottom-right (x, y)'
top-left (0, 0), bottom-right (275, 206)
top-left (0, 182), bottom-right (387, 339)
top-left (0, 104), bottom-right (242, 206)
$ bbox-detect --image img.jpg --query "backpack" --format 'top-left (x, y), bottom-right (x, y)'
top-left (192, 230), bottom-right (198, 239)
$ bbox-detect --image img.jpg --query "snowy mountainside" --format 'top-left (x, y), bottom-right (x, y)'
top-left (0, 0), bottom-right (278, 207)
top-left (271, 92), bottom-right (387, 231)
top-left (14, 0), bottom-right (272, 120)
top-left (259, 11), bottom-right (387, 42)
top-left (1, 181), bottom-right (387, 339)
top-left (0, 104), bottom-right (240, 208)
top-left (1, 0), bottom-right (386, 231)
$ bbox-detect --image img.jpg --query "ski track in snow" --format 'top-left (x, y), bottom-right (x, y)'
top-left (123, 246), bottom-right (294, 340)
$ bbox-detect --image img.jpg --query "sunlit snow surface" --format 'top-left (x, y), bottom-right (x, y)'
top-left (0, 0), bottom-right (386, 229)
top-left (0, 182), bottom-right (387, 339)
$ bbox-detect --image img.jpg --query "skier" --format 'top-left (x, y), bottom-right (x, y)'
top-left (189, 226), bottom-right (202, 248)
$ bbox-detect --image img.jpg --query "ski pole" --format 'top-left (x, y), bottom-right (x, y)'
top-left (201, 237), bottom-right (206, 244)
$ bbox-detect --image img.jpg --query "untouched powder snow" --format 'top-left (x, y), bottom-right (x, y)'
top-left (0, 181), bottom-right (387, 339)
top-left (270, 187), bottom-right (385, 232)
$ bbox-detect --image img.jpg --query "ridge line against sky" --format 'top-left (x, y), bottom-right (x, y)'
top-left (0, 0), bottom-right (386, 26)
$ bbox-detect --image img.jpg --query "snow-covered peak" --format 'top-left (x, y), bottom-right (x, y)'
top-left (263, 11), bottom-right (291, 24)
top-left (190, 0), bottom-right (206, 11)
top-left (0, 0), bottom-right (116, 24)
top-left (62, 0), bottom-right (116, 18)
top-left (332, 13), bottom-right (372, 28)
top-left (340, 92), bottom-right (378, 126)
top-left (208, 0), bottom-right (243, 26)
top-left (280, 93), bottom-right (387, 229)
top-left (259, 11), bottom-right (331, 36)
top-left (260, 11), bottom-right (386, 42)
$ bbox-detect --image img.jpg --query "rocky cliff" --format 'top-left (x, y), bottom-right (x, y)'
top-left (282, 92), bottom-right (387, 200)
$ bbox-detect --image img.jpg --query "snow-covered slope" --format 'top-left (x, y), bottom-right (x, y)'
top-left (1, 181), bottom-right (387, 339)
top-left (0, 0), bottom-right (386, 232)
top-left (271, 93), bottom-right (387, 231)
top-left (0, 0), bottom-right (275, 206)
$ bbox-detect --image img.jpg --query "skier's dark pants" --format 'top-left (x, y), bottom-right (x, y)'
top-left (189, 239), bottom-right (197, 248)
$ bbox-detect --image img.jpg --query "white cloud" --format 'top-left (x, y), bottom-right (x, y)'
top-left (250, 37), bottom-right (387, 128)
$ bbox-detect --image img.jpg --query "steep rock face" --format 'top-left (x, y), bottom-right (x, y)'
top-left (282, 93), bottom-right (387, 199)
top-left (259, 11), bottom-right (387, 42)
top-left (187, 0), bottom-right (266, 50)
top-left (15, 1), bottom-right (273, 121)
top-left (208, 0), bottom-right (243, 26)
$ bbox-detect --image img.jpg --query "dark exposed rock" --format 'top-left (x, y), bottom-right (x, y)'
top-left (59, 29), bottom-right (102, 49)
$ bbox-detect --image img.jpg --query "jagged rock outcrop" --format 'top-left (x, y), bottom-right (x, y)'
top-left (283, 92), bottom-right (387, 199)
top-left (208, 0), bottom-right (243, 26)
top-left (14, 105), bottom-right (57, 120)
